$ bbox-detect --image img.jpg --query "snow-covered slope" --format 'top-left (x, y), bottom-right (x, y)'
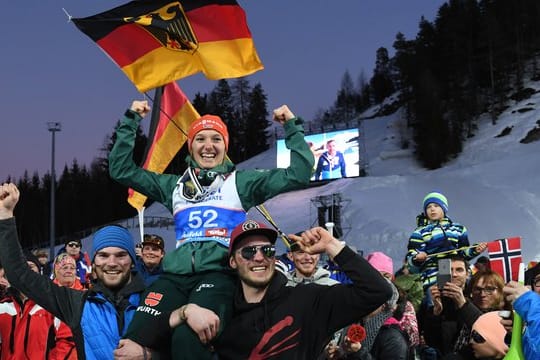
top-left (83, 80), bottom-right (540, 268)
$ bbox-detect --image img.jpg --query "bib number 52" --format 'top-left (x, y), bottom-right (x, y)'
top-left (188, 209), bottom-right (218, 229)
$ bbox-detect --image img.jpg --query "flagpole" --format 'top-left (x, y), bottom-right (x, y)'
top-left (145, 86), bottom-right (164, 157)
top-left (127, 87), bottom-right (163, 213)
top-left (255, 205), bottom-right (298, 251)
top-left (47, 122), bottom-right (61, 260)
top-left (426, 244), bottom-right (479, 258)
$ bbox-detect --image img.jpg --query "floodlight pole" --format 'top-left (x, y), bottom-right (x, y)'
top-left (47, 122), bottom-right (61, 261)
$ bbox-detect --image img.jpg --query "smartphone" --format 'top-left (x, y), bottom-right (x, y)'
top-left (437, 259), bottom-right (452, 289)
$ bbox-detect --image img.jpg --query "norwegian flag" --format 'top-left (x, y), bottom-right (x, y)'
top-left (487, 237), bottom-right (522, 283)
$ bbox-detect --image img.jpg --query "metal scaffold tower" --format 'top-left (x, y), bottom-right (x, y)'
top-left (310, 193), bottom-right (351, 240)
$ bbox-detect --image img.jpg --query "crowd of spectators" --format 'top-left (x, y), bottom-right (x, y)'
top-left (0, 171), bottom-right (538, 359)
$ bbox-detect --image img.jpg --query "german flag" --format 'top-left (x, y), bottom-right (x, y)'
top-left (73, 0), bottom-right (263, 92)
top-left (127, 81), bottom-right (199, 210)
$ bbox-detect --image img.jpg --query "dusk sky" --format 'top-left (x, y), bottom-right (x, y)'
top-left (1, 1), bottom-right (446, 180)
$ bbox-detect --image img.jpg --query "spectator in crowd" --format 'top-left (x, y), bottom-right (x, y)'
top-left (471, 256), bottom-right (490, 275)
top-left (327, 279), bottom-right (409, 360)
top-left (35, 248), bottom-right (52, 277)
top-left (367, 252), bottom-right (420, 348)
top-left (430, 268), bottom-right (506, 359)
top-left (421, 256), bottom-right (471, 356)
top-left (453, 270), bottom-right (506, 358)
top-left (524, 261), bottom-right (540, 293)
top-left (50, 252), bottom-right (85, 359)
top-left (285, 238), bottom-right (341, 359)
top-left (501, 262), bottom-right (540, 360)
top-left (109, 101), bottom-right (314, 359)
top-left (468, 270), bottom-right (505, 312)
top-left (0, 254), bottom-right (56, 359)
top-left (147, 221), bottom-right (391, 359)
top-left (0, 182), bottom-right (146, 359)
top-left (315, 139), bottom-right (347, 180)
top-left (59, 238), bottom-right (92, 288)
top-left (406, 191), bottom-right (487, 291)
top-left (524, 261), bottom-right (539, 289)
top-left (134, 234), bottom-right (165, 286)
top-left (334, 252), bottom-right (417, 359)
top-left (467, 312), bottom-right (508, 359)
top-left (325, 256), bottom-right (353, 285)
top-left (286, 240), bottom-right (339, 286)
top-left (52, 252), bottom-right (84, 290)
top-left (394, 260), bottom-right (424, 313)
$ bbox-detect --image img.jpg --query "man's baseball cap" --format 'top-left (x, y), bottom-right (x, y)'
top-left (228, 220), bottom-right (277, 256)
top-left (142, 234), bottom-right (165, 251)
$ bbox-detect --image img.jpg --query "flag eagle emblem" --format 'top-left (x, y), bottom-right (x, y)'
top-left (123, 2), bottom-right (197, 52)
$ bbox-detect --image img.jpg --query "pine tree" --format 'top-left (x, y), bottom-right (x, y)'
top-left (412, 69), bottom-right (449, 169)
top-left (245, 83), bottom-right (270, 159)
top-left (231, 77), bottom-right (252, 123)
top-left (207, 80), bottom-right (239, 161)
top-left (192, 92), bottom-right (209, 115)
top-left (356, 70), bottom-right (371, 113)
top-left (333, 71), bottom-right (357, 122)
top-left (230, 78), bottom-right (252, 160)
top-left (370, 47), bottom-right (395, 103)
top-left (393, 32), bottom-right (417, 126)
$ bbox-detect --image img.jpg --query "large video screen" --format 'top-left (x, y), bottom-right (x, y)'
top-left (276, 128), bottom-right (360, 182)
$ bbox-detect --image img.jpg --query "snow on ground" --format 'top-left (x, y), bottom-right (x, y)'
top-left (83, 79), bottom-right (540, 269)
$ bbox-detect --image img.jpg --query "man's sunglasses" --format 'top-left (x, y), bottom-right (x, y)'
top-left (239, 244), bottom-right (276, 260)
top-left (67, 242), bottom-right (81, 248)
top-left (470, 329), bottom-right (486, 344)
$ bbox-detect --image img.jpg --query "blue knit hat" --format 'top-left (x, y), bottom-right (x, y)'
top-left (91, 225), bottom-right (136, 263)
top-left (423, 191), bottom-right (449, 215)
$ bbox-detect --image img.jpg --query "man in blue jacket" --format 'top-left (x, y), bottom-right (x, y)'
top-left (0, 182), bottom-right (146, 360)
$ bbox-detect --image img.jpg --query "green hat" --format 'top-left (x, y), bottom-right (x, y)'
top-left (423, 191), bottom-right (449, 215)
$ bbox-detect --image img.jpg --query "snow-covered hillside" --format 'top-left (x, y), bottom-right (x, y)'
top-left (83, 79), bottom-right (540, 269)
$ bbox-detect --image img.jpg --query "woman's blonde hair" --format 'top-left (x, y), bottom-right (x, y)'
top-left (469, 269), bottom-right (505, 309)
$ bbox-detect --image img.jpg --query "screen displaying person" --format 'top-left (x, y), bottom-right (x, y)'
top-left (315, 139), bottom-right (346, 180)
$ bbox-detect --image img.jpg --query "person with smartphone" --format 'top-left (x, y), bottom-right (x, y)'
top-left (425, 265), bottom-right (507, 358)
top-left (420, 256), bottom-right (470, 356)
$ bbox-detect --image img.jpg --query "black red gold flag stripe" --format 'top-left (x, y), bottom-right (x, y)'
top-left (73, 0), bottom-right (263, 92)
top-left (127, 81), bottom-right (200, 210)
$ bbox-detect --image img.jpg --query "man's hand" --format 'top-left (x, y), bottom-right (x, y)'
top-left (169, 303), bottom-right (220, 344)
top-left (441, 281), bottom-right (467, 308)
top-left (113, 339), bottom-right (150, 359)
top-left (324, 342), bottom-right (341, 360)
top-left (0, 183), bottom-right (19, 220)
top-left (500, 317), bottom-right (513, 333)
top-left (272, 105), bottom-right (295, 125)
top-left (503, 281), bottom-right (530, 304)
top-left (288, 227), bottom-right (344, 259)
top-left (341, 336), bottom-right (362, 354)
top-left (130, 100), bottom-right (151, 118)
top-left (430, 285), bottom-right (443, 316)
